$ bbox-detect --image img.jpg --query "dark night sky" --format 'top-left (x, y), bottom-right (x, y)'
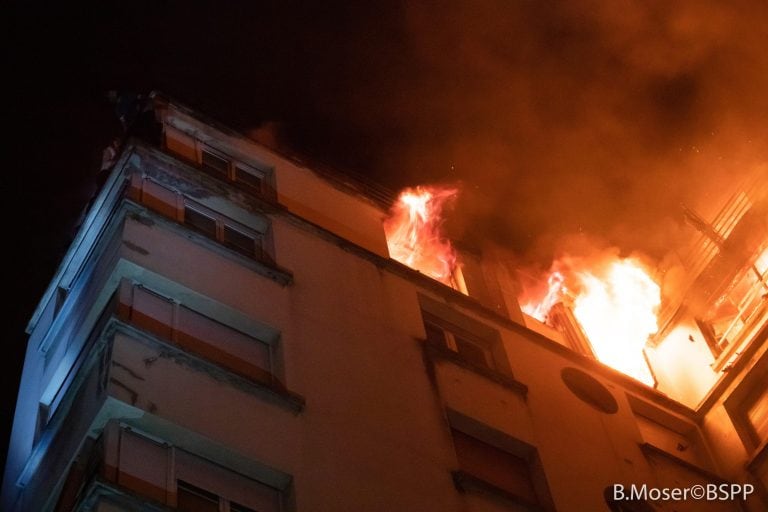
top-left (5, 1), bottom-right (768, 473)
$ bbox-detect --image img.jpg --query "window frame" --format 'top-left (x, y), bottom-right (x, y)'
top-left (698, 245), bottom-right (768, 365)
top-left (200, 147), bottom-right (231, 180)
top-left (181, 199), bottom-right (265, 261)
top-left (424, 317), bottom-right (496, 370)
top-left (177, 479), bottom-right (259, 512)
top-left (195, 143), bottom-right (273, 199)
top-left (446, 410), bottom-right (554, 511)
top-left (132, 174), bottom-right (272, 262)
top-left (421, 310), bottom-right (509, 375)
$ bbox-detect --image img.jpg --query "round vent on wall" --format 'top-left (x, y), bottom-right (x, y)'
top-left (560, 367), bottom-right (618, 414)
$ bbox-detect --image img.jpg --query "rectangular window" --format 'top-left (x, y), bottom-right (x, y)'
top-left (182, 201), bottom-right (267, 262)
top-left (201, 149), bottom-right (229, 178)
top-left (177, 480), bottom-right (220, 511)
top-left (453, 334), bottom-right (494, 369)
top-left (423, 317), bottom-right (496, 371)
top-left (230, 502), bottom-right (258, 512)
top-left (418, 295), bottom-right (512, 376)
top-left (700, 245), bottom-right (768, 360)
top-left (184, 206), bottom-right (218, 238)
top-left (234, 165), bottom-right (265, 194)
top-left (452, 428), bottom-right (538, 504)
top-left (223, 225), bottom-right (262, 258)
top-left (131, 169), bottom-right (275, 264)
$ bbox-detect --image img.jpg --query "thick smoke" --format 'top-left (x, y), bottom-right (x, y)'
top-left (91, 1), bottom-right (766, 264)
top-left (271, 1), bottom-right (768, 265)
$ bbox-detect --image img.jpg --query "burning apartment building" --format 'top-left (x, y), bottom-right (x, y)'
top-left (2, 93), bottom-right (766, 511)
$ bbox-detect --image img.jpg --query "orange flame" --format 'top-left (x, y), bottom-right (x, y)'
top-left (521, 254), bottom-right (660, 384)
top-left (384, 185), bottom-right (463, 290)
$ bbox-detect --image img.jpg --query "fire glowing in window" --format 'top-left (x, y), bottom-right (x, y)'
top-left (521, 254), bottom-right (661, 385)
top-left (384, 185), bottom-right (465, 292)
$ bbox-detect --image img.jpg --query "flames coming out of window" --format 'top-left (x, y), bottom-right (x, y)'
top-left (384, 185), bottom-right (465, 291)
top-left (521, 254), bottom-right (661, 385)
top-left (384, 183), bottom-right (662, 384)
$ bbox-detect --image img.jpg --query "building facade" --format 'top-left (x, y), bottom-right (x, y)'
top-left (3, 94), bottom-right (766, 511)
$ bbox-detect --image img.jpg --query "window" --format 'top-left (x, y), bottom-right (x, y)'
top-left (201, 149), bottom-right (229, 178)
top-left (130, 173), bottom-right (274, 265)
top-left (199, 145), bottom-right (272, 198)
top-left (181, 200), bottom-right (266, 262)
top-left (223, 224), bottom-right (262, 259)
top-left (447, 412), bottom-right (553, 510)
top-left (234, 165), bottom-right (265, 194)
top-left (699, 245), bottom-right (768, 360)
top-left (162, 126), bottom-right (274, 198)
top-left (177, 481), bottom-right (259, 512)
top-left (423, 314), bottom-right (498, 371)
top-left (178, 481), bottom-right (223, 511)
top-left (184, 206), bottom-right (218, 238)
top-left (452, 428), bottom-right (538, 504)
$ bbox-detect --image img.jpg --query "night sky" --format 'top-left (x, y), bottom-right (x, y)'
top-left (5, 1), bottom-right (768, 472)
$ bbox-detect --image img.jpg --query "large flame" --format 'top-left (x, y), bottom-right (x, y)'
top-left (522, 254), bottom-right (660, 385)
top-left (384, 185), bottom-right (464, 290)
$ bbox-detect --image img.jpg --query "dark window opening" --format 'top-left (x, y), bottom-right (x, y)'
top-left (201, 150), bottom-right (229, 178)
top-left (235, 166), bottom-right (265, 194)
top-left (224, 225), bottom-right (260, 258)
top-left (424, 320), bottom-right (447, 346)
top-left (177, 480), bottom-right (219, 511)
top-left (423, 316), bottom-right (496, 371)
top-left (184, 207), bottom-right (217, 238)
top-left (230, 501), bottom-right (258, 512)
top-left (454, 335), bottom-right (493, 369)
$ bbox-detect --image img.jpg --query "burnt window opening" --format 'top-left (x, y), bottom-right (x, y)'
top-left (698, 246), bottom-right (768, 362)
